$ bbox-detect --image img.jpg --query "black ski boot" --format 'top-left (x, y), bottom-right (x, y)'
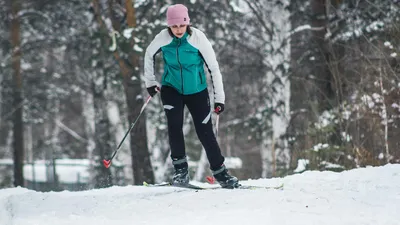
top-left (212, 164), bottom-right (240, 189)
top-left (172, 157), bottom-right (189, 186)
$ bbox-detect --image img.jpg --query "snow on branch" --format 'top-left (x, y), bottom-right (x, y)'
top-left (56, 120), bottom-right (87, 142)
top-left (16, 9), bottom-right (51, 22)
top-left (288, 25), bottom-right (325, 36)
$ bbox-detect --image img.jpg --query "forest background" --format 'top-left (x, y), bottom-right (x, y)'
top-left (1, 0), bottom-right (399, 190)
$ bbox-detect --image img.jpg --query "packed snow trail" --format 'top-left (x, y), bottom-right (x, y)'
top-left (0, 164), bottom-right (399, 225)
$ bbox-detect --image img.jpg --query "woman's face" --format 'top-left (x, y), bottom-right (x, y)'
top-left (170, 24), bottom-right (187, 38)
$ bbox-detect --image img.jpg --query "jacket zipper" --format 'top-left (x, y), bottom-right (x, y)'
top-left (164, 70), bottom-right (169, 81)
top-left (199, 71), bottom-right (203, 84)
top-left (177, 39), bottom-right (183, 93)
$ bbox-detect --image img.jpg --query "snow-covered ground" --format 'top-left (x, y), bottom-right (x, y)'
top-left (1, 164), bottom-right (399, 225)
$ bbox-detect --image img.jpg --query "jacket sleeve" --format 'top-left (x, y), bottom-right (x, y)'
top-left (196, 31), bottom-right (225, 104)
top-left (143, 30), bottom-right (168, 88)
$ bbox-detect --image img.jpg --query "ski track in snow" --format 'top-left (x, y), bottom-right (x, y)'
top-left (0, 164), bottom-right (399, 225)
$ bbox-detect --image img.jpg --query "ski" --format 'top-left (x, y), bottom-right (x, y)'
top-left (142, 181), bottom-right (283, 190)
top-left (143, 181), bottom-right (206, 190)
top-left (236, 183), bottom-right (284, 190)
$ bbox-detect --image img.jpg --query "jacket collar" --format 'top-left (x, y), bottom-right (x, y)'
top-left (172, 32), bottom-right (189, 43)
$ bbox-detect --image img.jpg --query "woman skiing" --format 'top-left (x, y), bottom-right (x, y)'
top-left (143, 4), bottom-right (239, 188)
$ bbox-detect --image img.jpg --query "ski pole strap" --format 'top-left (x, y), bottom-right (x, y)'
top-left (141, 95), bottom-right (152, 112)
top-left (215, 114), bottom-right (219, 137)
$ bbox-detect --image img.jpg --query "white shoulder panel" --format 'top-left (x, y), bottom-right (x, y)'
top-left (143, 29), bottom-right (173, 88)
top-left (188, 27), bottom-right (225, 104)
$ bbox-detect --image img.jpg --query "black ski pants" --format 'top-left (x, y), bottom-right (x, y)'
top-left (160, 85), bottom-right (224, 170)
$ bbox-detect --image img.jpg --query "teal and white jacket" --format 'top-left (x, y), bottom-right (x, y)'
top-left (144, 27), bottom-right (225, 104)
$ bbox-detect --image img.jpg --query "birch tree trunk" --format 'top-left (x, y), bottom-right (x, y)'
top-left (82, 92), bottom-right (95, 160)
top-left (260, 133), bottom-right (273, 178)
top-left (26, 124), bottom-right (33, 162)
top-left (6, 124), bottom-right (13, 158)
top-left (107, 100), bottom-right (133, 184)
top-left (245, 0), bottom-right (291, 177)
top-left (194, 110), bottom-right (214, 181)
top-left (0, 69), bottom-right (2, 130)
top-left (11, 0), bottom-right (24, 187)
top-left (92, 76), bottom-right (113, 188)
top-left (44, 120), bottom-right (54, 184)
top-left (194, 148), bottom-right (208, 181)
top-left (82, 91), bottom-right (96, 187)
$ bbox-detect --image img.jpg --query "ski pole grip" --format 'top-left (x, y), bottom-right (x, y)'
top-left (215, 106), bottom-right (221, 113)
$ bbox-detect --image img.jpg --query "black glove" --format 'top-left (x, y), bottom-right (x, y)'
top-left (214, 103), bottom-right (224, 115)
top-left (147, 86), bottom-right (160, 97)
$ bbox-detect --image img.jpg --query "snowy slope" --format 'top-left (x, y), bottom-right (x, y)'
top-left (1, 164), bottom-right (399, 225)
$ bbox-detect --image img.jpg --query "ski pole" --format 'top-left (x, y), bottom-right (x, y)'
top-left (215, 114), bottom-right (220, 138)
top-left (214, 105), bottom-right (222, 138)
top-left (103, 95), bottom-right (153, 168)
top-left (207, 110), bottom-right (220, 184)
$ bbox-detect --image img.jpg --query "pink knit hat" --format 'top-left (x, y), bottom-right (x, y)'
top-left (166, 4), bottom-right (190, 27)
